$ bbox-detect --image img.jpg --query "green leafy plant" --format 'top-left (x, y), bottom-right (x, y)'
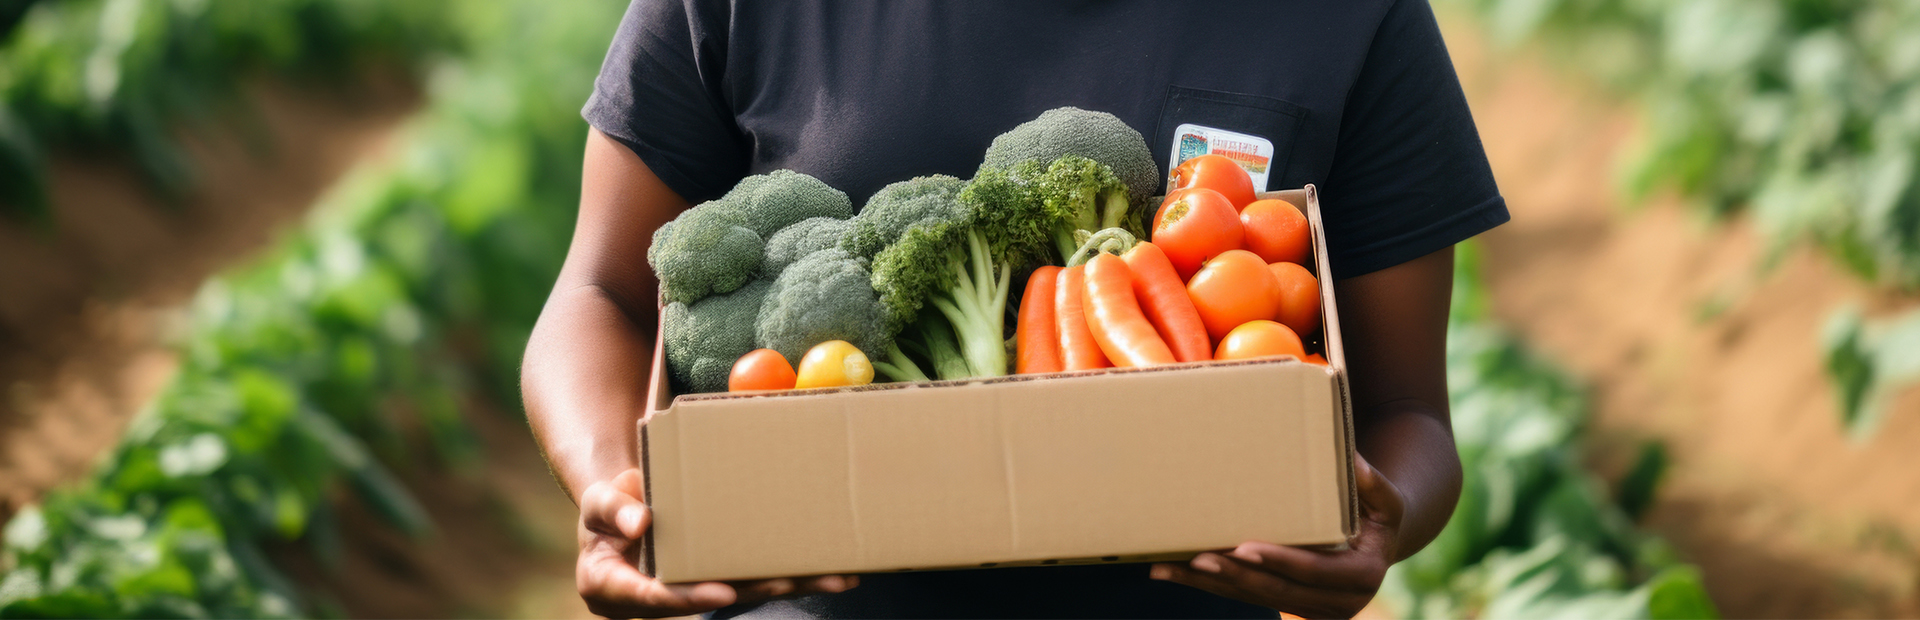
top-left (0, 0), bottom-right (625, 616)
top-left (1380, 243), bottom-right (1719, 619)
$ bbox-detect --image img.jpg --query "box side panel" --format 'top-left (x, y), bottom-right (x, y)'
top-left (996, 363), bottom-right (1347, 559)
top-left (653, 360), bottom-right (1349, 582)
top-left (651, 398), bottom-right (860, 582)
top-left (1303, 185), bottom-right (1359, 536)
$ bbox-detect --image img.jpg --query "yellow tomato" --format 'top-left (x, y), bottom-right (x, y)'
top-left (794, 340), bottom-right (874, 389)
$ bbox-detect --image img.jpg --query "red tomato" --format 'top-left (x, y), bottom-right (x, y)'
top-left (729, 348), bottom-right (797, 391)
top-left (1214, 320), bottom-right (1306, 361)
top-left (1165, 154), bottom-right (1256, 210)
top-left (1186, 250), bottom-right (1282, 341)
top-left (1152, 188), bottom-right (1243, 280)
top-left (1268, 262), bottom-right (1321, 338)
top-left (1240, 199), bottom-right (1311, 265)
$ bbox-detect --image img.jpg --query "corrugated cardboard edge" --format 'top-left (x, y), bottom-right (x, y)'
top-left (1283, 185), bottom-right (1360, 542)
top-left (637, 185), bottom-right (1361, 575)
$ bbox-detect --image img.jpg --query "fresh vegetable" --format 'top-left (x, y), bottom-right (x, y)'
top-left (663, 279), bottom-right (774, 394)
top-left (977, 106), bottom-right (1161, 210)
top-left (869, 172), bottom-right (1065, 379)
top-left (1215, 320), bottom-right (1306, 361)
top-left (1082, 253), bottom-right (1176, 367)
top-left (1153, 187), bottom-right (1244, 279)
top-left (1120, 240), bottom-right (1212, 363)
top-left (965, 155), bottom-right (1143, 262)
top-left (795, 340), bottom-right (875, 389)
top-left (1241, 199), bottom-right (1311, 265)
top-left (841, 175), bottom-right (969, 259)
top-left (722, 169), bottom-right (857, 236)
top-left (1166, 154), bottom-right (1256, 210)
top-left (1269, 261), bottom-right (1322, 338)
top-left (765, 216), bottom-right (853, 274)
top-left (649, 170), bottom-right (852, 304)
top-left (1016, 266), bottom-right (1064, 374)
top-left (756, 248), bottom-right (892, 367)
top-left (730, 349), bottom-right (798, 391)
top-left (1188, 250), bottom-right (1283, 341)
top-left (1054, 265), bottom-right (1112, 371)
top-left (1068, 227), bottom-right (1211, 364)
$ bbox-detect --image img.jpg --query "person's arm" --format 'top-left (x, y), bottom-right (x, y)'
top-left (522, 129), bottom-right (857, 618)
top-left (1151, 245), bottom-right (1461, 618)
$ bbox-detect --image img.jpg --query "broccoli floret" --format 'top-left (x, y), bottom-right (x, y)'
top-left (963, 155), bottom-right (1140, 263)
top-left (756, 248), bottom-right (892, 365)
top-left (765, 216), bottom-right (853, 274)
top-left (840, 175), bottom-right (968, 259)
top-left (869, 183), bottom-right (1055, 379)
top-left (648, 206), bottom-right (765, 305)
top-left (663, 279), bottom-right (773, 394)
top-left (979, 107), bottom-right (1160, 209)
top-left (721, 169), bottom-right (854, 236)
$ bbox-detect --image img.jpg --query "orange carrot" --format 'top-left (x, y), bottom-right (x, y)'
top-left (1016, 266), bottom-right (1063, 374)
top-left (1055, 265), bottom-right (1111, 371)
top-left (1121, 241), bottom-right (1211, 363)
top-left (1081, 253), bottom-right (1176, 367)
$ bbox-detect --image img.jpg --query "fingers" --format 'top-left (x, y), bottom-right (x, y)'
top-left (1151, 555), bottom-right (1374, 619)
top-left (581, 476), bottom-right (650, 540)
top-left (729, 574), bottom-right (861, 605)
top-left (1351, 454), bottom-right (1406, 527)
top-left (577, 542), bottom-right (737, 617)
top-left (1225, 542), bottom-right (1386, 592)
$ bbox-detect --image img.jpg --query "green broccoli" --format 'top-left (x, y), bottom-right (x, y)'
top-left (840, 175), bottom-right (968, 259)
top-left (765, 216), bottom-right (853, 274)
top-left (869, 185), bottom-right (1054, 379)
top-left (721, 169), bottom-right (854, 236)
top-left (978, 107), bottom-right (1160, 209)
top-left (649, 170), bottom-right (853, 305)
top-left (756, 248), bottom-right (892, 365)
top-left (647, 206), bottom-right (765, 305)
top-left (963, 155), bottom-right (1140, 263)
top-left (663, 279), bottom-right (772, 394)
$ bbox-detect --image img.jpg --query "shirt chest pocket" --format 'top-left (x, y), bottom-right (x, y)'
top-left (1152, 86), bottom-right (1309, 193)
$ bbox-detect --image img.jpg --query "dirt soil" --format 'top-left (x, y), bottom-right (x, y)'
top-left (1443, 15), bottom-right (1920, 619)
top-left (0, 76), bottom-right (419, 517)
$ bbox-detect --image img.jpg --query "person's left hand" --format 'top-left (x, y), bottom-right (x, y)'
top-left (1150, 454), bottom-right (1406, 619)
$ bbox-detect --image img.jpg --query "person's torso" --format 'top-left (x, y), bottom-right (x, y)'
top-left (710, 0), bottom-right (1393, 206)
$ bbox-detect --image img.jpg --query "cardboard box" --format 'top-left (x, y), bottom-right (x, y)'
top-left (640, 186), bottom-right (1356, 583)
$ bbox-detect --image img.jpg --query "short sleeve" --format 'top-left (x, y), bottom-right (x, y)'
top-left (583, 0), bottom-right (749, 203)
top-left (1320, 0), bottom-right (1509, 279)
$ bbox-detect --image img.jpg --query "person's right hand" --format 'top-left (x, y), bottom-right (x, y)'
top-left (576, 469), bottom-right (860, 618)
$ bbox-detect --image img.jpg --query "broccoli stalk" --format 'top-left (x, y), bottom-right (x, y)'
top-left (924, 230), bottom-right (1012, 378)
top-left (967, 156), bottom-right (1144, 266)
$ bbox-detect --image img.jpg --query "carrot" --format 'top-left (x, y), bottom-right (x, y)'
top-left (1016, 266), bottom-right (1063, 374)
top-left (1121, 241), bottom-right (1211, 363)
top-left (1054, 265), bottom-right (1111, 371)
top-left (1081, 253), bottom-right (1176, 367)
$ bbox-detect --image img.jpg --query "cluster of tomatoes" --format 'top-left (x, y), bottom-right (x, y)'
top-left (1155, 154), bottom-right (1324, 364)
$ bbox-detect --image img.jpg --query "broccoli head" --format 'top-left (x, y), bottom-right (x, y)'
top-left (648, 205), bottom-right (765, 305)
top-left (765, 216), bottom-right (853, 274)
top-left (840, 175), bottom-right (968, 259)
top-left (979, 107), bottom-right (1160, 208)
top-left (962, 155), bottom-right (1139, 264)
top-left (663, 279), bottom-right (773, 394)
top-left (721, 169), bottom-right (854, 236)
top-left (756, 248), bottom-right (892, 365)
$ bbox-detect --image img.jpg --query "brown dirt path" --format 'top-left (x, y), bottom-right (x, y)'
top-left (0, 77), bottom-right (420, 517)
top-left (1441, 14), bottom-right (1920, 618)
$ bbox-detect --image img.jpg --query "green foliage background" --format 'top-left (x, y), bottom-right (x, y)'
top-left (0, 0), bottom-right (622, 615)
top-left (1442, 0), bottom-right (1920, 433)
top-left (0, 0), bottom-right (1713, 617)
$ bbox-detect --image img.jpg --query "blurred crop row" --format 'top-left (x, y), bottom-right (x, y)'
top-left (0, 0), bottom-right (1741, 617)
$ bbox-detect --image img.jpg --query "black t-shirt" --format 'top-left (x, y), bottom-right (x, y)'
top-left (585, 0), bottom-right (1506, 616)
